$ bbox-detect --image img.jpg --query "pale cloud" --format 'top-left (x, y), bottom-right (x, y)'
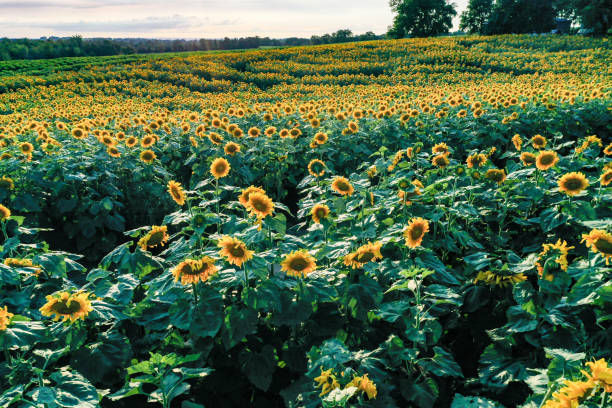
top-left (0, 0), bottom-right (468, 38)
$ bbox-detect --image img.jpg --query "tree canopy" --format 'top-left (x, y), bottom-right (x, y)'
top-left (388, 0), bottom-right (457, 38)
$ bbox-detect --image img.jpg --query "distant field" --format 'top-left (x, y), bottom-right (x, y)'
top-left (0, 35), bottom-right (610, 408)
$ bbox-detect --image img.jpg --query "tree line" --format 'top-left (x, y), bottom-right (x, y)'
top-left (389, 0), bottom-right (610, 38)
top-left (0, 30), bottom-right (384, 62)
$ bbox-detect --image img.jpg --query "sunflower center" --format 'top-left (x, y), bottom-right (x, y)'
top-left (594, 238), bottom-right (612, 255)
top-left (410, 226), bottom-right (424, 240)
top-left (289, 258), bottom-right (308, 271)
top-left (147, 231), bottom-right (165, 246)
top-left (563, 178), bottom-right (584, 191)
top-left (229, 245), bottom-right (245, 257)
top-left (356, 251), bottom-right (374, 263)
top-left (214, 163), bottom-right (227, 173)
top-left (52, 299), bottom-right (83, 315)
top-left (540, 154), bottom-right (554, 165)
top-left (336, 181), bottom-right (350, 191)
top-left (315, 208), bottom-right (327, 218)
top-left (251, 199), bottom-right (269, 211)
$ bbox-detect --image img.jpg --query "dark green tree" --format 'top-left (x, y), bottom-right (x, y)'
top-left (459, 0), bottom-right (493, 33)
top-left (486, 0), bottom-right (556, 34)
top-left (388, 0), bottom-right (457, 38)
top-left (555, 0), bottom-right (611, 34)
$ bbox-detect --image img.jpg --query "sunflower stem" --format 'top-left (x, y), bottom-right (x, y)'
top-left (215, 178), bottom-right (220, 233)
top-left (191, 283), bottom-right (199, 307)
top-left (600, 392), bottom-right (607, 408)
top-left (243, 264), bottom-right (249, 292)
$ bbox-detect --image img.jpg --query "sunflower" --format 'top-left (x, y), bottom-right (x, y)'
top-left (432, 154), bottom-right (450, 168)
top-left (432, 143), bottom-right (449, 155)
top-left (466, 153), bottom-right (487, 168)
top-left (71, 128), bottom-right (85, 139)
top-left (107, 146), bottom-right (120, 158)
top-left (281, 250), bottom-right (317, 278)
top-left (314, 368), bottom-right (340, 397)
top-left (582, 229), bottom-right (612, 265)
top-left (485, 168), bottom-right (506, 184)
top-left (535, 239), bottom-right (574, 280)
top-left (604, 143), bottom-right (612, 156)
top-left (600, 170), bottom-right (612, 186)
top-left (350, 374), bottom-right (377, 400)
top-left (531, 134), bottom-right (547, 149)
top-left (308, 159), bottom-right (326, 177)
top-left (217, 236), bottom-right (254, 267)
top-left (311, 203), bottom-right (330, 224)
top-left (208, 132), bottom-right (223, 145)
top-left (5, 258), bottom-right (42, 276)
top-left (125, 136), bottom-right (138, 147)
top-left (512, 134), bottom-right (522, 151)
top-left (473, 270), bottom-right (527, 287)
top-left (535, 150), bottom-right (559, 171)
top-left (140, 149), bottom-right (156, 164)
top-left (248, 127), bottom-right (261, 137)
top-left (167, 180), bottom-right (186, 206)
top-left (239, 186), bottom-right (266, 207)
top-left (558, 172), bottom-right (589, 196)
top-left (19, 142), bottom-right (33, 155)
top-left (520, 152), bottom-right (537, 166)
top-left (101, 135), bottom-right (116, 147)
top-left (344, 241), bottom-right (383, 269)
top-left (331, 176), bottom-right (354, 196)
top-left (0, 204), bottom-right (10, 221)
top-left (172, 256), bottom-right (218, 285)
top-left (0, 176), bottom-right (14, 190)
top-left (224, 142), bottom-right (240, 156)
top-left (39, 291), bottom-right (93, 323)
top-left (210, 157), bottom-right (230, 179)
top-left (404, 218), bottom-right (429, 248)
top-left (314, 132), bottom-right (328, 145)
top-left (0, 305), bottom-right (13, 331)
top-left (247, 192), bottom-right (275, 219)
top-left (138, 225), bottom-right (169, 250)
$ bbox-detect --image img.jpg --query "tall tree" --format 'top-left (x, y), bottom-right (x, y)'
top-left (459, 0), bottom-right (493, 33)
top-left (486, 0), bottom-right (556, 34)
top-left (388, 0), bottom-right (457, 38)
top-left (555, 0), bottom-right (611, 34)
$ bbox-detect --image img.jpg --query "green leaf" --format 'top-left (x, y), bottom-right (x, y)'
top-left (241, 345), bottom-right (276, 391)
top-left (451, 394), bottom-right (504, 408)
top-left (419, 346), bottom-right (463, 378)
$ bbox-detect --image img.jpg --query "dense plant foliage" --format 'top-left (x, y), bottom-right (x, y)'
top-left (0, 35), bottom-right (610, 407)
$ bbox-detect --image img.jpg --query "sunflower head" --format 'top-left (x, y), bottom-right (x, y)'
top-left (344, 241), bottom-right (383, 269)
top-left (239, 186), bottom-right (266, 208)
top-left (582, 229), bottom-right (612, 265)
top-left (535, 239), bottom-right (574, 280)
top-left (308, 159), bottom-right (326, 177)
top-left (535, 150), bottom-right (559, 171)
top-left (474, 270), bottom-right (527, 287)
top-left (281, 250), bottom-right (317, 278)
top-left (224, 142), bottom-right (240, 156)
top-left (466, 153), bottom-right (487, 169)
top-left (19, 142), bottom-right (34, 154)
top-left (404, 218), bottom-right (429, 248)
top-left (0, 305), bottom-right (13, 331)
top-left (247, 192), bottom-right (274, 219)
top-left (0, 176), bottom-right (14, 190)
top-left (210, 157), bottom-right (230, 179)
top-left (172, 256), bottom-right (218, 285)
top-left (167, 180), bottom-right (186, 206)
top-left (485, 168), bottom-right (506, 185)
top-left (72, 128), bottom-right (85, 139)
top-left (314, 132), bottom-right (328, 145)
top-left (350, 374), bottom-right (377, 400)
top-left (311, 203), bottom-right (330, 224)
top-left (0, 204), bottom-right (10, 221)
top-left (208, 132), bottom-right (224, 145)
top-left (432, 154), bottom-right (450, 168)
top-left (39, 291), bottom-right (93, 323)
top-left (331, 177), bottom-right (354, 196)
top-left (558, 172), bottom-right (589, 196)
top-left (432, 143), bottom-right (449, 155)
top-left (140, 149), bottom-right (157, 164)
top-left (600, 170), bottom-right (612, 186)
top-left (218, 236), bottom-right (254, 267)
top-left (531, 134), bottom-right (547, 149)
top-left (520, 152), bottom-right (537, 166)
top-left (138, 225), bottom-right (169, 251)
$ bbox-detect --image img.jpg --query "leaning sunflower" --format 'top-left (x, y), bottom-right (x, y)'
top-left (239, 186), bottom-right (266, 208)
top-left (167, 180), bottom-right (186, 206)
top-left (281, 250), bottom-right (317, 278)
top-left (558, 172), bottom-right (589, 196)
top-left (331, 176), bottom-right (354, 196)
top-left (512, 134), bottom-right (522, 151)
top-left (39, 291), bottom-right (93, 323)
top-left (404, 218), bottom-right (429, 248)
top-left (485, 168), bottom-right (506, 185)
top-left (520, 152), bottom-right (537, 167)
top-left (535, 239), bottom-right (574, 280)
top-left (217, 236), bottom-right (253, 267)
top-left (247, 192), bottom-right (275, 219)
top-left (172, 256), bottom-right (218, 285)
top-left (344, 241), bottom-right (383, 269)
top-left (311, 203), bottom-right (330, 224)
top-left (138, 225), bottom-right (169, 251)
top-left (582, 229), bottom-right (612, 265)
top-left (0, 204), bottom-right (10, 221)
top-left (210, 157), bottom-right (230, 179)
top-left (431, 154), bottom-right (450, 168)
top-left (0, 305), bottom-right (13, 331)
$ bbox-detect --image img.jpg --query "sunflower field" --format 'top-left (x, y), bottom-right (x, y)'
top-left (0, 34), bottom-right (611, 408)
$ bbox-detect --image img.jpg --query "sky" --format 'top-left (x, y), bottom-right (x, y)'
top-left (0, 0), bottom-right (469, 39)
